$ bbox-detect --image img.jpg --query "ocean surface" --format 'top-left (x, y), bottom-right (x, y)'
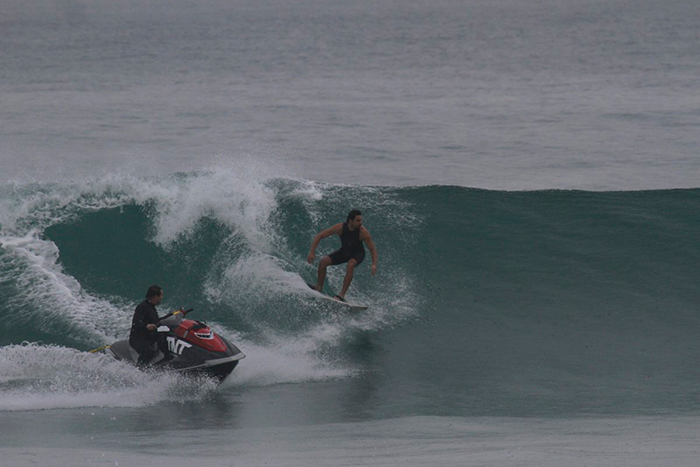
top-left (2, 0), bottom-right (700, 466)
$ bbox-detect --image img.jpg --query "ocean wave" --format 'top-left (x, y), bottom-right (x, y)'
top-left (1, 172), bottom-right (699, 413)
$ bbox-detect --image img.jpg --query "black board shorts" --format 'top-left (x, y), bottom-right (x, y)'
top-left (328, 248), bottom-right (365, 266)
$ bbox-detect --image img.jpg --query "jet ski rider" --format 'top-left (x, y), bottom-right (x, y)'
top-left (129, 285), bottom-right (169, 366)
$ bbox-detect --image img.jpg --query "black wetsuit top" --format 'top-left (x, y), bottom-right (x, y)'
top-left (129, 300), bottom-right (159, 345)
top-left (339, 222), bottom-right (363, 252)
top-left (329, 222), bottom-right (365, 265)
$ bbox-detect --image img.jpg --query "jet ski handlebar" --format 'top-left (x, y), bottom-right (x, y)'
top-left (158, 308), bottom-right (194, 323)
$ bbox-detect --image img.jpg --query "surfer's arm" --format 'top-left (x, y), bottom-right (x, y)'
top-left (307, 224), bottom-right (343, 263)
top-left (362, 228), bottom-right (378, 276)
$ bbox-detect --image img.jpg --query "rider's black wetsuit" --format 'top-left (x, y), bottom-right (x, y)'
top-left (129, 299), bottom-right (161, 365)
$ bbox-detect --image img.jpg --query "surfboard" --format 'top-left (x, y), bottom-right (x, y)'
top-left (306, 283), bottom-right (368, 310)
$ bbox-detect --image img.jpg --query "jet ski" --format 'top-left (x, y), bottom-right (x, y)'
top-left (96, 309), bottom-right (244, 383)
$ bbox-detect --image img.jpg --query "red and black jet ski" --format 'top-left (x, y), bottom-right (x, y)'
top-left (101, 309), bottom-right (244, 383)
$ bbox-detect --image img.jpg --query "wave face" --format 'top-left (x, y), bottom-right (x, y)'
top-left (1, 171), bottom-right (699, 415)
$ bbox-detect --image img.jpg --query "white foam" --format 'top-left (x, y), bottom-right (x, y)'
top-left (206, 251), bottom-right (305, 305)
top-left (0, 343), bottom-right (219, 411)
top-left (135, 167), bottom-right (280, 251)
top-left (0, 231), bottom-right (126, 343)
top-left (223, 334), bottom-right (352, 388)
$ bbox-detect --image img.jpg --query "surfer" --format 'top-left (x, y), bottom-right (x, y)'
top-left (307, 209), bottom-right (378, 301)
top-left (129, 285), bottom-right (168, 366)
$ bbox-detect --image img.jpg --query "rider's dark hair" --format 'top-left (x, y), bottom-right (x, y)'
top-left (347, 209), bottom-right (362, 221)
top-left (145, 285), bottom-right (163, 300)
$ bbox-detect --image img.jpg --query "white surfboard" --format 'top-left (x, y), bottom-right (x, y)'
top-left (306, 283), bottom-right (368, 310)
